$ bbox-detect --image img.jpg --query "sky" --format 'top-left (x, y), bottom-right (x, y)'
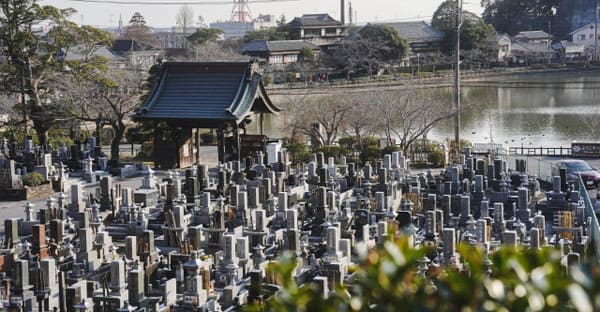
top-left (40, 0), bottom-right (483, 28)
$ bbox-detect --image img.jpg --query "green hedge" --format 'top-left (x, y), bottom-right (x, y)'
top-left (359, 145), bottom-right (381, 165)
top-left (255, 236), bottom-right (598, 312)
top-left (285, 141), bottom-right (311, 165)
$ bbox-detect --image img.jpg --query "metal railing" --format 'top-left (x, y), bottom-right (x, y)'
top-left (501, 154), bottom-right (600, 262)
top-left (508, 146), bottom-right (571, 156)
top-left (578, 175), bottom-right (600, 263)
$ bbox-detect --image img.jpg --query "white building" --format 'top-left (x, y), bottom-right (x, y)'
top-left (571, 23), bottom-right (600, 46)
top-left (570, 22), bottom-right (600, 60)
top-left (497, 34), bottom-right (512, 62)
top-left (210, 14), bottom-right (277, 40)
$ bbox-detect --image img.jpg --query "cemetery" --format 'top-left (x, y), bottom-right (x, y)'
top-left (0, 138), bottom-right (595, 310)
top-left (0, 61), bottom-right (596, 311)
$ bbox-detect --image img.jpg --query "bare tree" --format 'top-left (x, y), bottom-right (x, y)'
top-left (344, 93), bottom-right (379, 149)
top-left (192, 41), bottom-right (248, 61)
top-left (374, 89), bottom-right (455, 151)
top-left (582, 108), bottom-right (600, 140)
top-left (62, 70), bottom-right (142, 163)
top-left (176, 5), bottom-right (194, 34)
top-left (284, 94), bottom-right (352, 147)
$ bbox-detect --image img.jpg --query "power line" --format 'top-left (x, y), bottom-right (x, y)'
top-left (67, 0), bottom-right (298, 5)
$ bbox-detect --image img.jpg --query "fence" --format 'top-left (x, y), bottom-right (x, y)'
top-left (100, 144), bottom-right (142, 156)
top-left (508, 146), bottom-right (571, 156)
top-left (578, 176), bottom-right (600, 263)
top-left (406, 141), bottom-right (439, 167)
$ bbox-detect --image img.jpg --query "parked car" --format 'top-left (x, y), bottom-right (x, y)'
top-left (551, 159), bottom-right (600, 189)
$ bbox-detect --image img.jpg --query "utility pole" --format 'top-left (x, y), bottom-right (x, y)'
top-left (454, 0), bottom-right (462, 157)
top-left (548, 20), bottom-right (552, 64)
top-left (595, 1), bottom-right (599, 61)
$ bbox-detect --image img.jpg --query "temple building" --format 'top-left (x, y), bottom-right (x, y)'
top-left (134, 61), bottom-right (280, 168)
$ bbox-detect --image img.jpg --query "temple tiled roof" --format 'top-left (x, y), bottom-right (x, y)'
top-left (134, 61), bottom-right (279, 127)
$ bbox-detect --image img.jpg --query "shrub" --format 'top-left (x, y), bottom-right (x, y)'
top-left (23, 172), bottom-right (44, 187)
top-left (338, 137), bottom-right (355, 149)
top-left (428, 149), bottom-right (446, 167)
top-left (448, 139), bottom-right (472, 151)
top-left (361, 137), bottom-right (380, 147)
top-left (48, 135), bottom-right (74, 148)
top-left (359, 145), bottom-right (381, 165)
top-left (257, 236), bottom-right (599, 312)
top-left (284, 141), bottom-right (310, 165)
top-left (381, 145), bottom-right (401, 156)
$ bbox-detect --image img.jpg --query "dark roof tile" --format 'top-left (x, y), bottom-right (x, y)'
top-left (135, 61), bottom-right (279, 125)
top-left (240, 40), bottom-right (320, 53)
top-left (288, 14), bottom-right (342, 27)
top-left (380, 21), bottom-right (445, 42)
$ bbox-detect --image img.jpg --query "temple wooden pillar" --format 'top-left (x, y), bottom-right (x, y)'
top-left (217, 127), bottom-right (225, 164)
top-left (233, 124), bottom-right (241, 162)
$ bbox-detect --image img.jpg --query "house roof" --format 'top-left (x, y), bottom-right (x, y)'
top-left (287, 14), bottom-right (342, 28)
top-left (570, 22), bottom-right (596, 35)
top-left (65, 45), bottom-right (125, 61)
top-left (515, 30), bottom-right (552, 40)
top-left (497, 33), bottom-right (512, 42)
top-left (112, 39), bottom-right (158, 54)
top-left (559, 40), bottom-right (584, 48)
top-left (134, 61), bottom-right (280, 127)
top-left (240, 40), bottom-right (320, 53)
top-left (380, 21), bottom-right (445, 42)
top-left (559, 40), bottom-right (585, 53)
top-left (511, 42), bottom-right (553, 53)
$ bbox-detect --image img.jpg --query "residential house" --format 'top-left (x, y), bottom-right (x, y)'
top-left (570, 22), bottom-right (600, 60)
top-left (240, 40), bottom-right (320, 65)
top-left (514, 30), bottom-right (552, 44)
top-left (571, 22), bottom-right (600, 46)
top-left (497, 33), bottom-right (512, 62)
top-left (286, 14), bottom-right (346, 46)
top-left (510, 42), bottom-right (556, 64)
top-left (511, 30), bottom-right (555, 64)
top-left (382, 21), bottom-right (446, 56)
top-left (64, 45), bottom-right (127, 69)
top-left (111, 39), bottom-right (161, 71)
top-left (557, 40), bottom-right (586, 61)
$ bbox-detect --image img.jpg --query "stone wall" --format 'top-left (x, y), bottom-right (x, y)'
top-left (0, 183), bottom-right (53, 201)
